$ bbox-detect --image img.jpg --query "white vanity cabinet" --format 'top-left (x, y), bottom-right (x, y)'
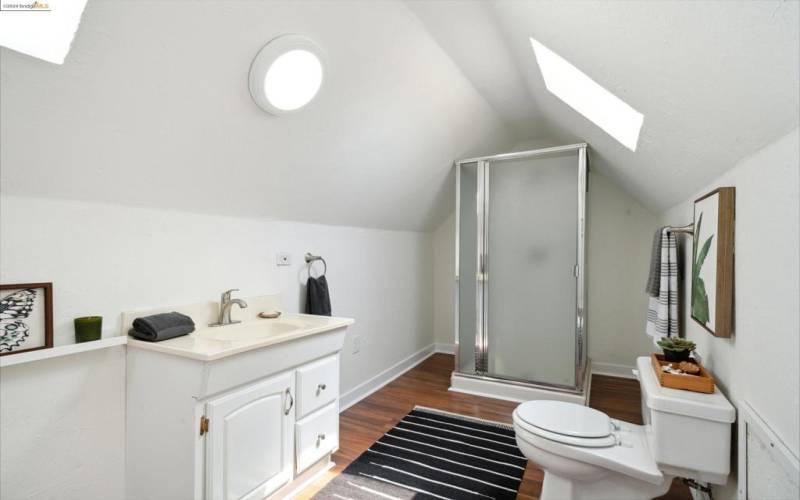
top-left (125, 315), bottom-right (351, 500)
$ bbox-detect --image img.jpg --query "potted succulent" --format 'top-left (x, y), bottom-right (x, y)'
top-left (656, 337), bottom-right (696, 362)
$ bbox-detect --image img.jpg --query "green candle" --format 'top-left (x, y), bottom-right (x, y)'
top-left (74, 316), bottom-right (102, 343)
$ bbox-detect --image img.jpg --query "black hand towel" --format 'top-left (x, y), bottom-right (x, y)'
top-left (130, 311), bottom-right (195, 342)
top-left (306, 275), bottom-right (332, 316)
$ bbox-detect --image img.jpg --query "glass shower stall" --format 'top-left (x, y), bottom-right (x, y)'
top-left (451, 143), bottom-right (590, 402)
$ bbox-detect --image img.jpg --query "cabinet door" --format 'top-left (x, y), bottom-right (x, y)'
top-left (206, 371), bottom-right (295, 500)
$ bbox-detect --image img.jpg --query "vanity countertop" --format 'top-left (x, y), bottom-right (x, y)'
top-left (127, 313), bottom-right (354, 361)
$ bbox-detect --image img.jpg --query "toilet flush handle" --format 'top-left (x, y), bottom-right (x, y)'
top-left (617, 439), bottom-right (634, 448)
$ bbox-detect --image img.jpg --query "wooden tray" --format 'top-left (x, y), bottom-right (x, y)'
top-left (650, 353), bottom-right (715, 394)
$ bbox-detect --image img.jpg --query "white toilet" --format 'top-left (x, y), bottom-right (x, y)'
top-left (513, 356), bottom-right (736, 500)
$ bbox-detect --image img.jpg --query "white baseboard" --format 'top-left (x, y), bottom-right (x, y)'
top-left (339, 344), bottom-right (436, 412)
top-left (591, 361), bottom-right (636, 379)
top-left (433, 342), bottom-right (456, 354)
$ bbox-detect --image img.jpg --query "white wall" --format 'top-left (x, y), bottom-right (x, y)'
top-left (0, 347), bottom-right (126, 500)
top-left (431, 167), bottom-right (659, 374)
top-left (0, 195), bottom-right (434, 391)
top-left (432, 214), bottom-right (456, 344)
top-left (268, 220), bottom-right (433, 393)
top-left (659, 127), bottom-right (799, 497)
top-left (432, 213), bottom-right (455, 348)
top-left (586, 170), bottom-right (661, 371)
top-left (0, 195), bottom-right (433, 500)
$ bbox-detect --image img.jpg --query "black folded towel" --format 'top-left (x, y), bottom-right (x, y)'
top-left (305, 275), bottom-right (332, 316)
top-left (130, 311), bottom-right (195, 342)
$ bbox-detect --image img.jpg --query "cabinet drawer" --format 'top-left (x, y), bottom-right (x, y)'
top-left (296, 355), bottom-right (338, 418)
top-left (295, 403), bottom-right (338, 474)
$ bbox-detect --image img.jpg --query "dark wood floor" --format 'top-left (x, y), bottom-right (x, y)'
top-left (298, 354), bottom-right (690, 499)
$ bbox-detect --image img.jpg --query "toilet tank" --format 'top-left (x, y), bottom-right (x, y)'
top-left (635, 356), bottom-right (736, 485)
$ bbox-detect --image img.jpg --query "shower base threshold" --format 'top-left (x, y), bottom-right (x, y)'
top-left (449, 365), bottom-right (591, 406)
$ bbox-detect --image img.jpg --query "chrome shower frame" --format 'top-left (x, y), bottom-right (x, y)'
top-left (453, 143), bottom-right (589, 396)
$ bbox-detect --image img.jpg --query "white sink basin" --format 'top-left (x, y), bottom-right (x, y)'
top-left (199, 315), bottom-right (329, 341)
top-left (127, 313), bottom-right (354, 361)
top-left (200, 321), bottom-right (298, 341)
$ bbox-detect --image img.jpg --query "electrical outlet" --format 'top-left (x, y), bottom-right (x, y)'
top-left (276, 252), bottom-right (291, 266)
top-left (352, 335), bottom-right (361, 354)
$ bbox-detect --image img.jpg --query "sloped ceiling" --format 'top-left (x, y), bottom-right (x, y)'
top-left (2, 1), bottom-right (798, 232)
top-left (409, 0), bottom-right (800, 213)
top-left (0, 0), bottom-right (513, 231)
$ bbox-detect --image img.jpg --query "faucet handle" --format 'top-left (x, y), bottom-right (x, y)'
top-left (221, 288), bottom-right (239, 302)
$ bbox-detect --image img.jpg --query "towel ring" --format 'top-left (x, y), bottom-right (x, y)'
top-left (305, 253), bottom-right (327, 277)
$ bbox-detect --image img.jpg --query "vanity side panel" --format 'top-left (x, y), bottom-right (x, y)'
top-left (126, 348), bottom-right (206, 500)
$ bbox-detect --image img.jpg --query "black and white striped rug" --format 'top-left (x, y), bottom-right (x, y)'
top-left (313, 406), bottom-right (528, 500)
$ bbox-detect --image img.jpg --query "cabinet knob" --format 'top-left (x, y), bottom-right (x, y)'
top-left (317, 383), bottom-right (327, 392)
top-left (318, 433), bottom-right (326, 441)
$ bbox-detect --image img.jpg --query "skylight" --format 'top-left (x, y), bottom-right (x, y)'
top-left (530, 38), bottom-right (644, 151)
top-left (0, 0), bottom-right (88, 65)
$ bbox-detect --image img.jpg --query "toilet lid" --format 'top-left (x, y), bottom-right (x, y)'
top-left (515, 400), bottom-right (612, 438)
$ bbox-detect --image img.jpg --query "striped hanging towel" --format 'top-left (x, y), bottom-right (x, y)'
top-left (646, 227), bottom-right (679, 342)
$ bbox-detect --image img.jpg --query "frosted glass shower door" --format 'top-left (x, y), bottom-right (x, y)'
top-left (456, 162), bottom-right (478, 374)
top-left (485, 153), bottom-right (578, 387)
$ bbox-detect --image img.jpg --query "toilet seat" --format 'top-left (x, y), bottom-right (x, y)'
top-left (515, 418), bottom-right (664, 485)
top-left (514, 401), bottom-right (617, 448)
top-left (513, 404), bottom-right (665, 485)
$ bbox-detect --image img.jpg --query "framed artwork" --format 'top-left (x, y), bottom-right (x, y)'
top-left (691, 188), bottom-right (735, 337)
top-left (0, 282), bottom-right (54, 355)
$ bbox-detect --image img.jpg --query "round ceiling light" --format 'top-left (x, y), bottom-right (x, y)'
top-left (249, 34), bottom-right (325, 115)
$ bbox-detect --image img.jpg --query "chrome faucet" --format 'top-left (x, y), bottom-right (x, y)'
top-left (209, 288), bottom-right (248, 327)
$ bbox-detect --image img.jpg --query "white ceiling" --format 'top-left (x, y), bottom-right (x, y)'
top-left (0, 0), bottom-right (513, 231)
top-left (1, 0), bottom-right (798, 230)
top-left (410, 0), bottom-right (800, 213)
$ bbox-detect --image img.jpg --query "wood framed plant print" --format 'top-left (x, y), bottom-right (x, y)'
top-left (691, 188), bottom-right (735, 337)
top-left (0, 282), bottom-right (54, 355)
